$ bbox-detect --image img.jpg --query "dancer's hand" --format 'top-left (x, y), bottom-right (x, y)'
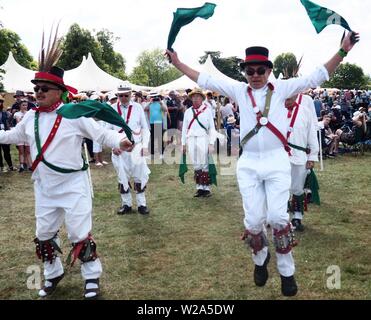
top-left (112, 148), bottom-right (122, 156)
top-left (306, 161), bottom-right (315, 170)
top-left (165, 49), bottom-right (180, 66)
top-left (342, 31), bottom-right (360, 52)
top-left (120, 138), bottom-right (134, 152)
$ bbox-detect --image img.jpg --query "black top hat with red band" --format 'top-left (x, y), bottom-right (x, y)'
top-left (31, 66), bottom-right (78, 94)
top-left (240, 46), bottom-right (273, 70)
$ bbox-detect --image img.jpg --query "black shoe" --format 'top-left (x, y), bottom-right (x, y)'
top-left (38, 273), bottom-right (64, 298)
top-left (327, 153), bottom-right (335, 158)
top-left (202, 190), bottom-right (212, 198)
top-left (306, 193), bottom-right (313, 204)
top-left (138, 206), bottom-right (150, 215)
top-left (117, 205), bottom-right (132, 215)
top-left (254, 251), bottom-right (270, 287)
top-left (84, 278), bottom-right (100, 300)
top-left (291, 219), bottom-right (305, 232)
top-left (280, 275), bottom-right (298, 297)
top-left (194, 190), bottom-right (204, 197)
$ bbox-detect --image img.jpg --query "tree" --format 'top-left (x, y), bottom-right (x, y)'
top-left (0, 68), bottom-right (4, 92)
top-left (199, 51), bottom-right (246, 82)
top-left (273, 53), bottom-right (299, 79)
top-left (58, 24), bottom-right (104, 71)
top-left (96, 29), bottom-right (126, 79)
top-left (0, 29), bottom-right (36, 69)
top-left (58, 24), bottom-right (127, 80)
top-left (129, 49), bottom-right (182, 87)
top-left (323, 63), bottom-right (368, 89)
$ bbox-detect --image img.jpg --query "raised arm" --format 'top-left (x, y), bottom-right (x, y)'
top-left (324, 31), bottom-right (360, 76)
top-left (278, 31), bottom-right (360, 99)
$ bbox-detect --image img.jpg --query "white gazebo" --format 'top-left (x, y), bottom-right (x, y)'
top-left (64, 53), bottom-right (151, 92)
top-left (0, 52), bottom-right (35, 92)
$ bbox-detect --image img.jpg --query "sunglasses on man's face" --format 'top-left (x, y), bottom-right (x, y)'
top-left (33, 85), bottom-right (60, 93)
top-left (118, 94), bottom-right (130, 98)
top-left (245, 67), bottom-right (268, 76)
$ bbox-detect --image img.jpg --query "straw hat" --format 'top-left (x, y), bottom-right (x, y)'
top-left (188, 88), bottom-right (205, 100)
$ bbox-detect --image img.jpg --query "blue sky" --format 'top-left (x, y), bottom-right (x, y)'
top-left (1, 0), bottom-right (370, 75)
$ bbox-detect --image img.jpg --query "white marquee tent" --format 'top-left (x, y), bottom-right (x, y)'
top-left (1, 52), bottom-right (151, 93)
top-left (64, 53), bottom-right (151, 92)
top-left (0, 52), bottom-right (35, 92)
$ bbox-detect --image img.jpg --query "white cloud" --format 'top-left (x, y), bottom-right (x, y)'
top-left (1, 0), bottom-right (370, 76)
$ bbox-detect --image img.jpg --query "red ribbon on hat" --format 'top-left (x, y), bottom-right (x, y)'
top-left (245, 54), bottom-right (269, 62)
top-left (34, 72), bottom-right (78, 94)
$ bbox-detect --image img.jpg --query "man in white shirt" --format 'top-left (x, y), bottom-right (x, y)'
top-left (166, 30), bottom-right (359, 296)
top-left (0, 66), bottom-right (133, 299)
top-left (204, 91), bottom-right (217, 120)
top-left (181, 88), bottom-right (217, 197)
top-left (108, 85), bottom-right (151, 215)
top-left (285, 93), bottom-right (319, 232)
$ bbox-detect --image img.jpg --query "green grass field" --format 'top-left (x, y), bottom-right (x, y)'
top-left (0, 149), bottom-right (370, 300)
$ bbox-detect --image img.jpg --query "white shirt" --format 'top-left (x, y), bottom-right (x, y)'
top-left (0, 104), bottom-right (126, 187)
top-left (288, 94), bottom-right (319, 165)
top-left (220, 103), bottom-right (234, 120)
top-left (181, 104), bottom-right (217, 146)
top-left (198, 66), bottom-right (329, 153)
top-left (204, 99), bottom-right (217, 119)
top-left (108, 101), bottom-right (150, 147)
top-left (14, 111), bottom-right (27, 123)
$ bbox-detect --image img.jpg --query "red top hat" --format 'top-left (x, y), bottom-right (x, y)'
top-left (31, 66), bottom-right (77, 94)
top-left (240, 46), bottom-right (273, 69)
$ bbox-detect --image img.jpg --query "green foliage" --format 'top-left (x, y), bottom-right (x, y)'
top-left (0, 29), bottom-right (36, 69)
top-left (199, 51), bottom-right (246, 82)
top-left (129, 49), bottom-right (182, 87)
top-left (58, 24), bottom-right (127, 79)
top-left (96, 29), bottom-right (126, 79)
top-left (323, 63), bottom-right (368, 89)
top-left (0, 67), bottom-right (4, 91)
top-left (58, 24), bottom-right (103, 70)
top-left (273, 52), bottom-right (298, 79)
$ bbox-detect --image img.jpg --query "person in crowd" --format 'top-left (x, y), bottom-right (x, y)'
top-left (108, 85), bottom-right (151, 216)
top-left (0, 95), bottom-right (15, 172)
top-left (144, 91), bottom-right (168, 157)
top-left (14, 100), bottom-right (32, 171)
top-left (181, 88), bottom-right (217, 198)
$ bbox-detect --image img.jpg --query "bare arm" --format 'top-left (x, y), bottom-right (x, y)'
top-left (324, 31), bottom-right (360, 76)
top-left (166, 49), bottom-right (200, 83)
top-left (160, 101), bottom-right (168, 113)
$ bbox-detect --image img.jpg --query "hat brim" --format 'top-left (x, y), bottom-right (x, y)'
top-left (188, 92), bottom-right (206, 100)
top-left (240, 60), bottom-right (273, 70)
top-left (31, 79), bottom-right (66, 92)
top-left (116, 90), bottom-right (132, 95)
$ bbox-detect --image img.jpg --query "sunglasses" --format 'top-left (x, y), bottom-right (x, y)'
top-left (33, 85), bottom-right (60, 93)
top-left (118, 94), bottom-right (130, 98)
top-left (246, 67), bottom-right (267, 76)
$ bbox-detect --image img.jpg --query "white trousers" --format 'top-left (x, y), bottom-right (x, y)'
top-left (237, 148), bottom-right (295, 277)
top-left (112, 143), bottom-right (150, 207)
top-left (290, 163), bottom-right (308, 220)
top-left (93, 141), bottom-right (103, 153)
top-left (34, 172), bottom-right (102, 280)
top-left (187, 135), bottom-right (210, 191)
